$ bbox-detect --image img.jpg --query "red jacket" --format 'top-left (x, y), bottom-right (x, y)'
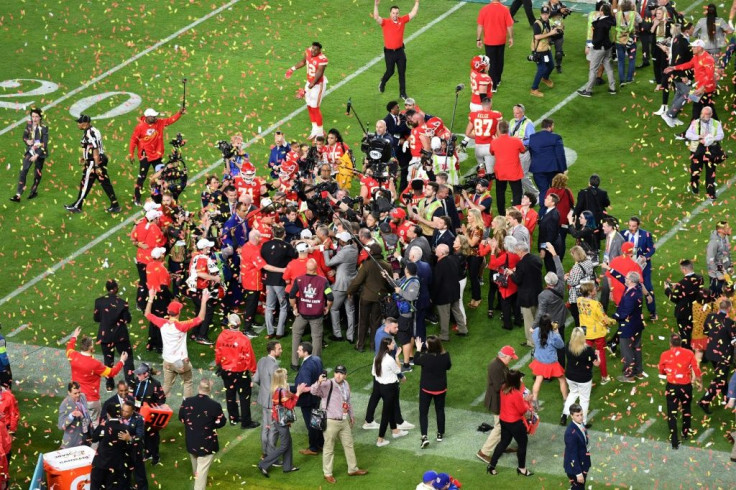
top-left (480, 249), bottom-right (520, 298)
top-left (282, 257), bottom-right (326, 289)
top-left (606, 256), bottom-right (642, 305)
top-left (271, 388), bottom-right (299, 423)
top-left (0, 390), bottom-right (18, 434)
top-left (673, 51), bottom-right (716, 93)
top-left (146, 260), bottom-right (171, 293)
top-left (499, 386), bottom-right (528, 423)
top-left (215, 329), bottom-right (256, 373)
top-left (131, 219), bottom-right (165, 265)
top-left (238, 242), bottom-right (267, 292)
top-left (490, 135), bottom-right (525, 181)
top-left (658, 347), bottom-right (702, 385)
top-left (66, 337), bottom-right (123, 402)
top-left (128, 112), bottom-right (183, 161)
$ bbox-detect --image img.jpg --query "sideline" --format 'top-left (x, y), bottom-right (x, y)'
top-left (0, 0), bottom-right (245, 137)
top-left (0, 1), bottom-right (467, 309)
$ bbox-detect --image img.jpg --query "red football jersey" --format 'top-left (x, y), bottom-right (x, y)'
top-left (306, 49), bottom-right (328, 84)
top-left (234, 176), bottom-right (264, 206)
top-left (469, 110), bottom-right (503, 145)
top-left (470, 70), bottom-right (493, 105)
top-left (396, 219), bottom-right (416, 244)
top-left (425, 116), bottom-right (451, 140)
top-left (409, 125), bottom-right (429, 158)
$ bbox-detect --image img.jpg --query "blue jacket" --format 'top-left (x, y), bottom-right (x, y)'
top-left (563, 422), bottom-right (591, 477)
top-left (610, 269), bottom-right (644, 338)
top-left (622, 229), bottom-right (656, 274)
top-left (528, 130), bottom-right (567, 174)
top-left (415, 260), bottom-right (433, 309)
top-left (532, 328), bottom-right (564, 364)
top-left (268, 143), bottom-right (291, 179)
top-left (292, 355), bottom-right (323, 407)
top-left (221, 214), bottom-right (249, 251)
top-left (0, 334), bottom-right (9, 369)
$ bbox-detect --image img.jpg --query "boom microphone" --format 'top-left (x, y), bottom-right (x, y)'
top-left (455, 83), bottom-right (465, 93)
top-left (345, 98), bottom-right (352, 115)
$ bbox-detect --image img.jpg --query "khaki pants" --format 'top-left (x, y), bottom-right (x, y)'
top-left (480, 414), bottom-right (501, 456)
top-left (87, 400), bottom-right (101, 428)
top-left (322, 418), bottom-right (359, 477)
top-left (291, 316), bottom-right (324, 367)
top-left (189, 453), bottom-right (214, 490)
top-left (731, 429), bottom-right (736, 461)
top-left (436, 301), bottom-right (467, 341)
top-left (521, 306), bottom-right (537, 346)
top-left (163, 359), bottom-right (193, 399)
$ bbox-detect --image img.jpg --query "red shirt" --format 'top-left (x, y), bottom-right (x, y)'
top-left (322, 142), bottom-right (350, 167)
top-left (128, 112), bottom-right (183, 161)
top-left (658, 347), bottom-right (702, 384)
top-left (239, 242), bottom-right (267, 291)
top-left (478, 2), bottom-right (513, 46)
top-left (483, 250), bottom-right (520, 298)
top-left (394, 219), bottom-right (416, 244)
top-left (234, 176), bottom-right (264, 206)
top-left (283, 257), bottom-right (326, 289)
top-left (491, 135), bottom-right (525, 181)
top-left (308, 249), bottom-right (333, 283)
top-left (131, 219), bottom-right (166, 265)
top-left (66, 337), bottom-right (123, 402)
top-left (469, 110), bottom-right (503, 145)
top-left (215, 329), bottom-right (257, 373)
top-left (146, 260), bottom-right (171, 293)
top-left (381, 14), bottom-right (411, 49)
top-left (306, 49), bottom-right (328, 84)
top-left (606, 256), bottom-right (642, 305)
top-left (673, 51), bottom-right (716, 93)
top-left (499, 385), bottom-right (528, 423)
top-left (271, 388), bottom-right (299, 423)
top-left (470, 70), bottom-right (493, 104)
top-left (409, 125), bottom-right (429, 158)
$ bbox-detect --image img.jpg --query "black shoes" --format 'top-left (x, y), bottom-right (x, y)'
top-left (328, 334), bottom-right (345, 342)
top-left (560, 414), bottom-right (568, 426)
top-left (517, 468), bottom-right (534, 477)
top-left (9, 195), bottom-right (20, 202)
top-left (194, 337), bottom-right (214, 345)
top-left (698, 401), bottom-right (712, 415)
top-left (258, 466), bottom-right (269, 478)
top-left (106, 205), bottom-right (121, 213)
top-left (242, 421), bottom-right (260, 429)
top-left (28, 191), bottom-right (38, 199)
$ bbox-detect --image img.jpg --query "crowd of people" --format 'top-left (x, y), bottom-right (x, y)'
top-left (4, 0), bottom-right (736, 488)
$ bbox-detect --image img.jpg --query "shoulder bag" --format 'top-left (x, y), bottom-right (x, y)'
top-left (309, 381), bottom-right (334, 431)
top-left (274, 388), bottom-right (297, 426)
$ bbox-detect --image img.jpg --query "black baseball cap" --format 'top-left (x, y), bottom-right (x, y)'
top-left (76, 114), bottom-right (91, 123)
top-left (334, 365), bottom-right (347, 374)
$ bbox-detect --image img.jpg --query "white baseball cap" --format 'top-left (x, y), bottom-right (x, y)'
top-left (197, 238), bottom-right (215, 249)
top-left (336, 231), bottom-right (352, 242)
top-left (296, 242), bottom-right (309, 253)
top-left (143, 201), bottom-right (161, 212)
top-left (690, 39), bottom-right (706, 48)
top-left (150, 247), bottom-right (167, 259)
top-left (145, 209), bottom-right (162, 221)
top-left (144, 108), bottom-right (159, 117)
top-left (227, 313), bottom-right (241, 326)
top-left (261, 197), bottom-right (273, 208)
top-left (300, 229), bottom-right (313, 239)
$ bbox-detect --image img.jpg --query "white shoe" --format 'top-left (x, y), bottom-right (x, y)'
top-left (600, 376), bottom-right (611, 385)
top-left (362, 421), bottom-right (380, 430)
top-left (660, 113), bottom-right (676, 128)
top-left (376, 439), bottom-right (390, 447)
top-left (392, 430), bottom-right (409, 439)
top-left (397, 421), bottom-right (415, 430)
top-left (653, 105), bottom-right (666, 116)
top-left (673, 118), bottom-right (684, 126)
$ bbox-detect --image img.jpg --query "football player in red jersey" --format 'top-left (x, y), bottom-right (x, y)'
top-left (389, 207), bottom-right (416, 245)
top-left (464, 97), bottom-right (504, 177)
top-left (285, 41), bottom-right (328, 140)
top-left (233, 162), bottom-right (268, 206)
top-left (271, 161), bottom-right (299, 204)
top-left (405, 109), bottom-right (431, 181)
top-left (469, 55), bottom-right (493, 112)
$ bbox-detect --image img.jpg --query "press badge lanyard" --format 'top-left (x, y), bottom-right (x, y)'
top-left (135, 380), bottom-right (150, 407)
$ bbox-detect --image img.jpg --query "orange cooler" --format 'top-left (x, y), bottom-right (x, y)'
top-left (43, 446), bottom-right (95, 490)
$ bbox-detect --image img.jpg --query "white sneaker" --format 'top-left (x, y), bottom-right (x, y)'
top-left (392, 430), bottom-right (409, 439)
top-left (362, 421), bottom-right (380, 430)
top-left (397, 421), bottom-right (415, 430)
top-left (653, 105), bottom-right (666, 116)
top-left (673, 118), bottom-right (684, 126)
top-left (660, 113), bottom-right (676, 128)
top-left (376, 439), bottom-right (390, 447)
top-left (600, 376), bottom-right (611, 385)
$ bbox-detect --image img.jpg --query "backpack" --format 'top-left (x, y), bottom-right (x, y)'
top-left (393, 277), bottom-right (419, 315)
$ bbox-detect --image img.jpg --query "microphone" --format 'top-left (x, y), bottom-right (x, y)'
top-left (455, 83), bottom-right (465, 93)
top-left (345, 98), bottom-right (352, 115)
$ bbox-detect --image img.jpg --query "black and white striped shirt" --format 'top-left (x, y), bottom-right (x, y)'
top-left (80, 126), bottom-right (105, 161)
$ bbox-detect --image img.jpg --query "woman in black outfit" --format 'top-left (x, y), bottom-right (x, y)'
top-left (414, 336), bottom-right (452, 449)
top-left (566, 210), bottom-right (598, 256)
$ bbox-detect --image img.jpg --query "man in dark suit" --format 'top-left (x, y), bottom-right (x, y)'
top-left (508, 241), bottom-right (543, 347)
top-left (292, 342), bottom-right (324, 455)
top-left (431, 216), bottom-right (455, 260)
top-left (563, 403), bottom-right (591, 489)
top-left (431, 244), bottom-right (468, 341)
top-left (101, 381), bottom-right (130, 420)
top-left (664, 260), bottom-right (704, 349)
top-left (623, 217), bottom-right (657, 319)
top-left (179, 378), bottom-right (226, 490)
top-left (406, 246), bottom-right (433, 342)
top-left (121, 399), bottom-right (148, 490)
top-left (538, 193), bottom-right (562, 272)
top-left (384, 101), bottom-right (409, 150)
top-left (573, 174), bottom-right (610, 242)
top-left (528, 118), bottom-right (566, 203)
top-left (94, 279), bottom-right (135, 391)
top-left (698, 299), bottom-right (736, 414)
top-left (90, 403), bottom-right (133, 490)
top-left (605, 267), bottom-right (645, 382)
top-left (130, 362), bottom-right (165, 465)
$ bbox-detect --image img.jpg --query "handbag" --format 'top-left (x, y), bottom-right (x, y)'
top-left (380, 293), bottom-right (400, 318)
top-left (523, 411), bottom-right (540, 435)
top-left (274, 389), bottom-right (297, 426)
top-left (493, 254), bottom-right (510, 288)
top-left (309, 381), bottom-right (334, 431)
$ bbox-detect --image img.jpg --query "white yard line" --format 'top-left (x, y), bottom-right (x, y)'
top-left (6, 324), bottom-right (28, 338)
top-left (0, 0), bottom-right (245, 137)
top-left (0, 2), bottom-right (466, 309)
top-left (696, 428), bottom-right (714, 444)
top-left (636, 418), bottom-right (656, 434)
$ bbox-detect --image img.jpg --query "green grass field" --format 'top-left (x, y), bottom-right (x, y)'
top-left (1, 0), bottom-right (736, 488)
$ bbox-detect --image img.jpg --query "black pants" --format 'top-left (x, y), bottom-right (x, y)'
top-left (639, 32), bottom-right (652, 65)
top-left (128, 446), bottom-right (148, 490)
top-left (243, 289), bottom-right (260, 330)
top-left (135, 158), bottom-right (161, 203)
top-left (16, 155), bottom-right (45, 196)
top-left (221, 370), bottom-right (253, 426)
top-left (509, 0), bottom-right (535, 25)
top-left (381, 46), bottom-right (407, 97)
top-left (148, 287), bottom-right (172, 352)
top-left (190, 292), bottom-right (216, 339)
top-left (569, 303), bottom-right (580, 328)
top-left (377, 382), bottom-right (399, 438)
top-left (0, 367), bottom-right (12, 390)
top-left (71, 160), bottom-right (118, 209)
top-left (365, 379), bottom-right (404, 425)
top-left (652, 42), bottom-right (666, 85)
top-left (419, 390), bottom-right (446, 436)
top-left (101, 339), bottom-right (135, 389)
top-left (90, 465), bottom-right (127, 490)
top-left (692, 91), bottom-right (718, 121)
top-left (495, 180), bottom-right (522, 216)
top-left (675, 312), bottom-right (693, 349)
top-left (500, 293), bottom-right (521, 330)
top-left (690, 144), bottom-right (724, 199)
top-left (357, 300), bottom-right (382, 351)
top-left (144, 425), bottom-right (160, 462)
top-left (300, 405), bottom-right (325, 451)
top-left (468, 256), bottom-right (484, 301)
top-left (701, 360), bottom-right (730, 404)
top-left (489, 419), bottom-right (528, 468)
top-left (487, 271), bottom-right (501, 311)
top-left (666, 382), bottom-right (692, 448)
top-left (484, 44), bottom-right (506, 89)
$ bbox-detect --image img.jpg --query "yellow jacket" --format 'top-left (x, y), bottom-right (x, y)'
top-left (577, 296), bottom-right (611, 339)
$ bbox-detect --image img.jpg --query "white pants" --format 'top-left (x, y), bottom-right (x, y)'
top-left (305, 80), bottom-right (327, 108)
top-left (408, 157), bottom-right (427, 181)
top-left (469, 102), bottom-right (483, 113)
top-left (474, 143), bottom-right (494, 175)
top-left (190, 453), bottom-right (215, 490)
top-left (458, 277), bottom-right (467, 325)
top-left (562, 378), bottom-right (592, 423)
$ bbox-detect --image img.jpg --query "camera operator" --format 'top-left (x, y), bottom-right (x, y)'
top-left (545, 0), bottom-right (570, 73)
top-left (401, 178), bottom-right (425, 210)
top-left (459, 178), bottom-right (493, 229)
top-left (129, 107), bottom-right (185, 206)
top-left (410, 182), bottom-right (446, 238)
top-left (219, 132), bottom-right (249, 177)
top-left (267, 131), bottom-right (291, 179)
top-left (201, 175), bottom-right (222, 208)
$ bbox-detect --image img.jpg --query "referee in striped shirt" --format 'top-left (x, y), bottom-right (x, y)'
top-left (66, 114), bottom-right (120, 213)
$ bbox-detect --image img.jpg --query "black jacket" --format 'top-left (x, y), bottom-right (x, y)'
top-left (704, 312), bottom-right (735, 364)
top-left (91, 418), bottom-right (133, 470)
top-left (431, 255), bottom-right (462, 305)
top-left (101, 394), bottom-right (126, 420)
top-left (665, 274), bottom-right (703, 318)
top-left (574, 186), bottom-right (610, 225)
top-left (94, 293), bottom-right (132, 344)
top-left (538, 208), bottom-right (562, 252)
top-left (414, 351), bottom-right (452, 392)
top-left (591, 15), bottom-right (616, 50)
top-left (511, 253), bottom-right (544, 308)
top-left (131, 376), bottom-right (166, 406)
top-left (431, 229), bottom-right (456, 253)
top-left (178, 394), bottom-right (226, 456)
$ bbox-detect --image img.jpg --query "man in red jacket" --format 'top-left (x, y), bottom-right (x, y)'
top-left (215, 314), bottom-right (259, 429)
top-left (128, 107), bottom-right (186, 205)
top-left (662, 39), bottom-right (717, 126)
top-left (66, 326), bottom-right (128, 426)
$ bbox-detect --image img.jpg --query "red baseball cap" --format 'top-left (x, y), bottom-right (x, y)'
top-left (167, 300), bottom-right (184, 315)
top-left (500, 345), bottom-right (518, 359)
top-left (621, 242), bottom-right (635, 254)
top-left (390, 208), bottom-right (406, 220)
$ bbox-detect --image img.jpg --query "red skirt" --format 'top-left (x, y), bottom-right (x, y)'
top-left (691, 338), bottom-right (708, 352)
top-left (529, 359), bottom-right (565, 379)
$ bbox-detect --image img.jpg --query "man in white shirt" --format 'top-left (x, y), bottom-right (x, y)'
top-left (684, 106), bottom-right (725, 200)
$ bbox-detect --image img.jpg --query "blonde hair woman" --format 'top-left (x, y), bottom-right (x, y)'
top-left (560, 327), bottom-right (600, 427)
top-left (577, 282), bottom-right (616, 385)
top-left (465, 209), bottom-right (485, 308)
top-left (454, 234), bottom-right (472, 322)
top-left (479, 216), bottom-right (510, 319)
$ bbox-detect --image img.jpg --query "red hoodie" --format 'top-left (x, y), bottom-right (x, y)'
top-left (128, 111), bottom-right (183, 161)
top-left (673, 51), bottom-right (716, 94)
